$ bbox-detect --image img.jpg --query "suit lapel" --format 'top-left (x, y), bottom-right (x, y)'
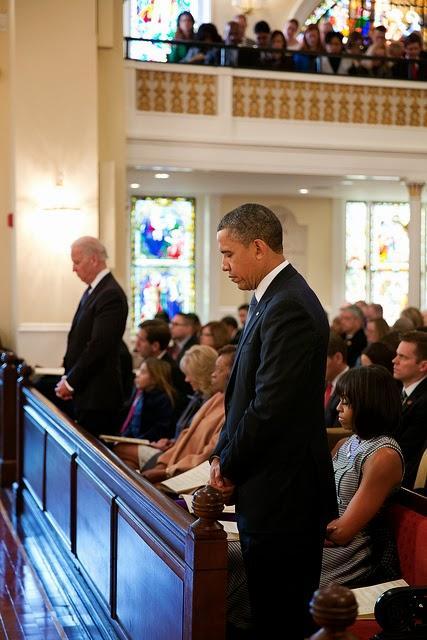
top-left (224, 264), bottom-right (298, 408)
top-left (403, 377), bottom-right (427, 412)
top-left (69, 273), bottom-right (112, 334)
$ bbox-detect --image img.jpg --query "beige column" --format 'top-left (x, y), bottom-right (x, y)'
top-left (9, 0), bottom-right (99, 365)
top-left (406, 182), bottom-right (424, 309)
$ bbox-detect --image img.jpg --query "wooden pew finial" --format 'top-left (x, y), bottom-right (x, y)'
top-left (309, 583), bottom-right (358, 639)
top-left (190, 485), bottom-right (227, 539)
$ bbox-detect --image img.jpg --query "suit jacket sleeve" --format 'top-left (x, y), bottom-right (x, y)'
top-left (66, 289), bottom-right (127, 390)
top-left (219, 298), bottom-right (322, 483)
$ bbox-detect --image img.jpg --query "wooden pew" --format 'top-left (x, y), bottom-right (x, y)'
top-left (0, 351), bottom-right (22, 485)
top-left (15, 378), bottom-right (228, 640)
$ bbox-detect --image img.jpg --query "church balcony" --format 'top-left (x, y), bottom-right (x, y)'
top-left (126, 60), bottom-right (427, 180)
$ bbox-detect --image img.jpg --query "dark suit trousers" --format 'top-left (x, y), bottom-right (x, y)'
top-left (75, 409), bottom-right (119, 437)
top-left (239, 528), bottom-right (324, 639)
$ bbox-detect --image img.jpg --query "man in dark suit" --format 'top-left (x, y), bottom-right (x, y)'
top-left (325, 332), bottom-right (349, 428)
top-left (209, 204), bottom-right (337, 639)
top-left (55, 237), bottom-right (128, 436)
top-left (170, 313), bottom-right (199, 365)
top-left (339, 304), bottom-right (367, 367)
top-left (392, 330), bottom-right (427, 489)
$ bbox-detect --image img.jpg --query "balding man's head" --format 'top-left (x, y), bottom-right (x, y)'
top-left (71, 236), bottom-right (108, 284)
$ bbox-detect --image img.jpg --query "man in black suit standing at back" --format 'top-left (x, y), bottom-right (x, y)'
top-left (392, 330), bottom-right (427, 488)
top-left (55, 236), bottom-right (128, 436)
top-left (209, 204), bottom-right (336, 639)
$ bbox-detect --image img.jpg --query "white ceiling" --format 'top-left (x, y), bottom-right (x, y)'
top-left (127, 167), bottom-right (415, 201)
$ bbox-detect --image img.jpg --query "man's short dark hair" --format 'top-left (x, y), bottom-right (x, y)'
top-left (288, 18), bottom-right (299, 28)
top-left (374, 25), bottom-right (387, 34)
top-left (139, 319), bottom-right (171, 350)
top-left (327, 331), bottom-right (347, 361)
top-left (254, 20), bottom-right (270, 34)
top-left (218, 203), bottom-right (283, 253)
top-left (238, 303), bottom-right (249, 312)
top-left (405, 32), bottom-right (422, 47)
top-left (221, 315), bottom-right (238, 330)
top-left (399, 331), bottom-right (427, 361)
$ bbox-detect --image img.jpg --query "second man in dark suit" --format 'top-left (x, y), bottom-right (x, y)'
top-left (55, 236), bottom-right (128, 436)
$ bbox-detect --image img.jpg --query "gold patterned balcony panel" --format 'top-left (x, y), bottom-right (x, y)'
top-left (232, 77), bottom-right (427, 127)
top-left (136, 69), bottom-right (217, 115)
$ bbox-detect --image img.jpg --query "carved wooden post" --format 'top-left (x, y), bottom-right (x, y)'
top-left (13, 363), bottom-right (32, 515)
top-left (184, 485), bottom-right (228, 640)
top-left (0, 352), bottom-right (19, 485)
top-left (309, 583), bottom-right (359, 639)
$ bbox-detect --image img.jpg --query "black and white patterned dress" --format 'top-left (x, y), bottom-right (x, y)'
top-left (320, 434), bottom-right (403, 588)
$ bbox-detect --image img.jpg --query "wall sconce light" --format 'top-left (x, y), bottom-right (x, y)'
top-left (231, 0), bottom-right (266, 15)
top-left (41, 172), bottom-right (80, 214)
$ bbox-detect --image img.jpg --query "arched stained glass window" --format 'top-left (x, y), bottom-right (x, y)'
top-left (127, 0), bottom-right (199, 61)
top-left (305, 0), bottom-right (423, 41)
top-left (345, 201), bottom-right (410, 323)
top-left (130, 196), bottom-right (196, 329)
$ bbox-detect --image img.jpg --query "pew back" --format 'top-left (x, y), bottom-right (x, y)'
top-left (18, 386), bottom-right (227, 640)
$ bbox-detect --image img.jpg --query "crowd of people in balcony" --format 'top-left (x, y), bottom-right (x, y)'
top-left (164, 11), bottom-right (427, 80)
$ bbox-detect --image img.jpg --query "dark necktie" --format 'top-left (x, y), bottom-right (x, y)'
top-left (243, 294), bottom-right (258, 334)
top-left (401, 390), bottom-right (408, 407)
top-left (324, 382), bottom-right (333, 408)
top-left (79, 285), bottom-right (92, 308)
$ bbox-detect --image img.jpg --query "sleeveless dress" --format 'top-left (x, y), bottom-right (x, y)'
top-left (320, 434), bottom-right (403, 588)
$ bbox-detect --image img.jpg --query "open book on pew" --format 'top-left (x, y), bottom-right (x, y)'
top-left (180, 493), bottom-right (238, 540)
top-left (99, 435), bottom-right (150, 446)
top-left (352, 578), bottom-right (408, 619)
top-left (160, 460), bottom-right (211, 494)
top-left (34, 367), bottom-right (65, 376)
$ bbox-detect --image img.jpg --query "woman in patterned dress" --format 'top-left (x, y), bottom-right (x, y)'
top-left (320, 365), bottom-right (404, 588)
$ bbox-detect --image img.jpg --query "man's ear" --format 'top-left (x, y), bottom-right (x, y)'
top-left (420, 359), bottom-right (427, 375)
top-left (253, 238), bottom-right (269, 258)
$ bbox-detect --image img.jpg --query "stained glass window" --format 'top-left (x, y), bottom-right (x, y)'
top-left (130, 196), bottom-right (196, 329)
top-left (305, 0), bottom-right (423, 42)
top-left (127, 0), bottom-right (196, 62)
top-left (345, 201), bottom-right (410, 323)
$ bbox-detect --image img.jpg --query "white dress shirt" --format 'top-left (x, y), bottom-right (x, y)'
top-left (253, 260), bottom-right (289, 303)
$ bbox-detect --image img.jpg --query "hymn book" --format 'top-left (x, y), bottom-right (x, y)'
top-left (352, 579), bottom-right (409, 619)
top-left (160, 460), bottom-right (211, 493)
top-left (99, 434), bottom-right (150, 445)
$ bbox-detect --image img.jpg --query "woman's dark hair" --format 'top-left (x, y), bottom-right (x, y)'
top-left (196, 22), bottom-right (222, 43)
top-left (175, 11), bottom-right (195, 39)
top-left (335, 365), bottom-right (401, 439)
top-left (362, 342), bottom-right (394, 374)
top-left (270, 30), bottom-right (287, 48)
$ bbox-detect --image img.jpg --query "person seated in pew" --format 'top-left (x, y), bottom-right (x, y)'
top-left (142, 346), bottom-right (236, 483)
top-left (324, 332), bottom-right (349, 428)
top-left (114, 345), bottom-right (218, 470)
top-left (320, 365), bottom-right (404, 588)
top-left (115, 357), bottom-right (176, 442)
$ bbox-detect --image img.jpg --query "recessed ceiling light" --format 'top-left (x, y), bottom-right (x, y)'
top-left (130, 183), bottom-right (140, 189)
top-left (341, 180), bottom-right (353, 186)
top-left (371, 175), bottom-right (401, 182)
top-left (154, 173), bottom-right (170, 179)
top-left (299, 188), bottom-right (309, 194)
top-left (345, 175), bottom-right (367, 180)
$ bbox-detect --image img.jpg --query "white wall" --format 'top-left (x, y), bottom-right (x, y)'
top-left (10, 0), bottom-right (99, 365)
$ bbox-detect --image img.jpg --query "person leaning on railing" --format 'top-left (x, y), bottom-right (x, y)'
top-left (167, 10), bottom-right (195, 64)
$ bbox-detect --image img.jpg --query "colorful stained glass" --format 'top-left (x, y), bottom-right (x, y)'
top-left (128, 0), bottom-right (194, 62)
top-left (305, 0), bottom-right (423, 42)
top-left (345, 202), bottom-right (368, 303)
top-left (130, 196), bottom-right (195, 328)
top-left (345, 201), bottom-right (410, 324)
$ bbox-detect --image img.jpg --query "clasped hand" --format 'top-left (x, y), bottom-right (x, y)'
top-left (55, 376), bottom-right (73, 400)
top-left (209, 457), bottom-right (236, 505)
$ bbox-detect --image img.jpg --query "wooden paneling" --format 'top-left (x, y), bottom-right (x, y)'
top-left (75, 462), bottom-right (113, 605)
top-left (22, 409), bottom-right (46, 509)
top-left (45, 435), bottom-right (74, 547)
top-left (116, 505), bottom-right (183, 640)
